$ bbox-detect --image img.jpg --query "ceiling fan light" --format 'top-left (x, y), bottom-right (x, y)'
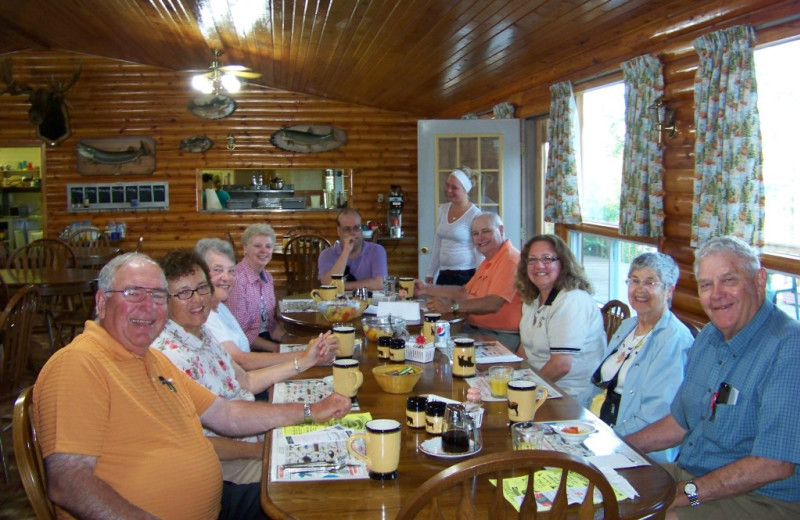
top-left (221, 73), bottom-right (241, 93)
top-left (192, 75), bottom-right (213, 94)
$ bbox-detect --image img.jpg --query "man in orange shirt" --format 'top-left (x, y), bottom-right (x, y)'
top-left (33, 253), bottom-right (351, 520)
top-left (415, 212), bottom-right (522, 348)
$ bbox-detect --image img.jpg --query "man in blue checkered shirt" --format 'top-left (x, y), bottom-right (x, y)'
top-left (626, 236), bottom-right (800, 520)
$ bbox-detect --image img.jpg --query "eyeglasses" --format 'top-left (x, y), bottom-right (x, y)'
top-left (625, 279), bottom-right (665, 289)
top-left (105, 286), bottom-right (169, 305)
top-left (339, 225), bottom-right (362, 233)
top-left (170, 283), bottom-right (212, 301)
top-left (526, 256), bottom-right (560, 265)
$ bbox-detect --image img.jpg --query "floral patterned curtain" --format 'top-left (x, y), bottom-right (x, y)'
top-left (620, 55), bottom-right (665, 236)
top-left (691, 25), bottom-right (764, 247)
top-left (545, 81), bottom-right (582, 224)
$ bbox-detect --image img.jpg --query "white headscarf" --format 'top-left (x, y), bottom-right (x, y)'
top-left (450, 169), bottom-right (473, 193)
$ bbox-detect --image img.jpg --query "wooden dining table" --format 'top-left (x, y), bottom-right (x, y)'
top-left (260, 338), bottom-right (676, 519)
top-left (72, 245), bottom-right (123, 268)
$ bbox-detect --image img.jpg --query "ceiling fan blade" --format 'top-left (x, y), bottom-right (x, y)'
top-left (219, 64), bottom-right (251, 72)
top-left (232, 71), bottom-right (261, 79)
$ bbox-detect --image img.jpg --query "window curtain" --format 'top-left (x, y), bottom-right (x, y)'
top-left (544, 81), bottom-right (582, 224)
top-left (620, 55), bottom-right (665, 237)
top-left (691, 25), bottom-right (764, 247)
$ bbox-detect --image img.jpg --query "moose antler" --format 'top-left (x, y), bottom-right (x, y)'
top-left (0, 58), bottom-right (33, 96)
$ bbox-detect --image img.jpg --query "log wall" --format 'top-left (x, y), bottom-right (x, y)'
top-left (0, 51), bottom-right (419, 290)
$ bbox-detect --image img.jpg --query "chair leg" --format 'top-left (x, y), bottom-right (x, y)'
top-left (0, 433), bottom-right (7, 484)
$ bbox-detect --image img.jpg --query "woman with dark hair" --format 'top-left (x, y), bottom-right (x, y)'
top-left (590, 252), bottom-right (693, 462)
top-left (514, 234), bottom-right (606, 407)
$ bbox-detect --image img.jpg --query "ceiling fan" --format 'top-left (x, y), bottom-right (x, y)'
top-left (189, 49), bottom-right (261, 95)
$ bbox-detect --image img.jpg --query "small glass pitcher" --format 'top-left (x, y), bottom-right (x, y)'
top-left (441, 404), bottom-right (481, 455)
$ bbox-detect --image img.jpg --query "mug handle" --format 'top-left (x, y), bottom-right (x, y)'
top-left (346, 432), bottom-right (370, 465)
top-left (310, 290), bottom-right (321, 302)
top-left (534, 387), bottom-right (549, 411)
top-left (351, 370), bottom-right (364, 392)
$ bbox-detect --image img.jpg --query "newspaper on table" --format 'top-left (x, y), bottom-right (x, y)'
top-left (537, 420), bottom-right (650, 470)
top-left (466, 368), bottom-right (562, 401)
top-left (270, 379), bottom-right (371, 482)
top-left (474, 340), bottom-right (523, 364)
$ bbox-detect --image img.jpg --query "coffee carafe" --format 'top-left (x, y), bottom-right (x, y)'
top-left (441, 403), bottom-right (481, 454)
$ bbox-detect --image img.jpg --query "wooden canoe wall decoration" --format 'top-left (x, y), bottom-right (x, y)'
top-left (271, 124), bottom-right (347, 153)
top-left (77, 137), bottom-right (156, 175)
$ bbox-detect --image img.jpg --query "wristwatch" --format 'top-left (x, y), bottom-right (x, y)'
top-left (451, 302), bottom-right (460, 313)
top-left (303, 403), bottom-right (313, 424)
top-left (683, 480), bottom-right (700, 507)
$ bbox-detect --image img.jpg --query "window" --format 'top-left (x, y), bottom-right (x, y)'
top-left (569, 231), bottom-right (656, 305)
top-left (577, 82), bottom-right (626, 226)
top-left (755, 39), bottom-right (800, 259)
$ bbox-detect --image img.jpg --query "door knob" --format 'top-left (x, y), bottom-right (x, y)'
top-left (420, 247), bottom-right (429, 254)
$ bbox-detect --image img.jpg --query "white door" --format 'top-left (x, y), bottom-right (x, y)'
top-left (417, 119), bottom-right (522, 278)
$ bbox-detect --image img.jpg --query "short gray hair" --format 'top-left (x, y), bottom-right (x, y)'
top-left (195, 238), bottom-right (235, 264)
top-left (241, 223), bottom-right (276, 247)
top-left (97, 252), bottom-right (165, 292)
top-left (472, 211), bottom-right (503, 230)
top-left (629, 252), bottom-right (680, 288)
top-left (694, 236), bottom-right (761, 278)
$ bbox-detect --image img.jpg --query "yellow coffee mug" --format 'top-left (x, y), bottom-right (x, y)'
top-left (506, 380), bottom-right (548, 423)
top-left (332, 359), bottom-right (363, 398)
top-left (346, 419), bottom-right (401, 480)
top-left (397, 277), bottom-right (414, 299)
top-left (310, 285), bottom-right (337, 301)
top-left (332, 325), bottom-right (356, 358)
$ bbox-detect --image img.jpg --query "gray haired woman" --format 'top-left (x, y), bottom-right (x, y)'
top-left (591, 252), bottom-right (694, 463)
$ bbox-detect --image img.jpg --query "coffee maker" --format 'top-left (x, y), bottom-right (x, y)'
top-left (387, 185), bottom-right (404, 238)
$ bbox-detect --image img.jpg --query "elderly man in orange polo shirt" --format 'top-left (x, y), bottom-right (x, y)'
top-left (415, 212), bottom-right (522, 348)
top-left (33, 253), bottom-right (351, 520)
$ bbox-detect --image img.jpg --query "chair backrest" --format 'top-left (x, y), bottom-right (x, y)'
top-left (13, 386), bottom-right (57, 520)
top-left (283, 234), bottom-right (331, 294)
top-left (395, 450), bottom-right (621, 520)
top-left (600, 299), bottom-right (631, 342)
top-left (678, 316), bottom-right (702, 338)
top-left (133, 236), bottom-right (144, 253)
top-left (0, 285), bottom-right (40, 398)
top-left (7, 239), bottom-right (76, 269)
top-left (285, 224), bottom-right (325, 239)
top-left (225, 231), bottom-right (239, 262)
top-left (66, 226), bottom-right (111, 249)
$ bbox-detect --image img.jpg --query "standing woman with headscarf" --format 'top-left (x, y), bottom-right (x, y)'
top-left (425, 168), bottom-right (483, 286)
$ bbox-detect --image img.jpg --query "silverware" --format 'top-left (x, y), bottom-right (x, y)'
top-left (282, 456), bottom-right (356, 473)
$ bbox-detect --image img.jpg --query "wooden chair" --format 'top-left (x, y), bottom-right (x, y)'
top-left (13, 386), bottom-right (57, 520)
top-left (6, 238), bottom-right (76, 269)
top-left (0, 285), bottom-right (40, 483)
top-left (283, 234), bottom-right (331, 294)
top-left (395, 450), bottom-right (621, 520)
top-left (600, 299), bottom-right (630, 342)
top-left (134, 236), bottom-right (144, 253)
top-left (678, 316), bottom-right (702, 338)
top-left (285, 224), bottom-right (324, 239)
top-left (7, 239), bottom-right (79, 350)
top-left (65, 226), bottom-right (111, 249)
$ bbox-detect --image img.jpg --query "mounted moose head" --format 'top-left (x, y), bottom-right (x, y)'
top-left (1, 59), bottom-right (81, 146)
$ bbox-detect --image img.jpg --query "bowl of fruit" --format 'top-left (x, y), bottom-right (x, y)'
top-left (361, 316), bottom-right (406, 342)
top-left (317, 299), bottom-right (367, 323)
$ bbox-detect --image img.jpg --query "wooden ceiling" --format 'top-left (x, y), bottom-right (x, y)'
top-left (0, 0), bottom-right (730, 116)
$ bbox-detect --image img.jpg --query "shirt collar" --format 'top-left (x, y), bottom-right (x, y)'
top-left (711, 298), bottom-right (772, 353)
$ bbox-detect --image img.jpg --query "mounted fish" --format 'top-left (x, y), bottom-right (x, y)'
top-left (1, 58), bottom-right (82, 146)
top-left (271, 124), bottom-right (347, 154)
top-left (187, 94), bottom-right (237, 120)
top-left (179, 135), bottom-right (213, 153)
top-left (76, 137), bottom-right (156, 176)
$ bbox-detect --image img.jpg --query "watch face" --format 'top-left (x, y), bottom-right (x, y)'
top-left (684, 482), bottom-right (697, 495)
